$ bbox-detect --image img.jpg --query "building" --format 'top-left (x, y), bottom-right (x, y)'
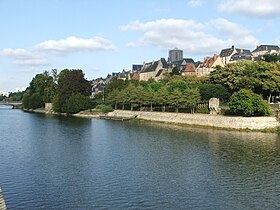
top-left (219, 45), bottom-right (252, 65)
top-left (252, 45), bottom-right (280, 60)
top-left (170, 58), bottom-right (195, 73)
top-left (139, 58), bottom-right (169, 81)
top-left (181, 63), bottom-right (196, 76)
top-left (168, 48), bottom-right (183, 63)
top-left (196, 54), bottom-right (223, 77)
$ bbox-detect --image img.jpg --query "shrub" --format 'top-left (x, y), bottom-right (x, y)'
top-left (229, 89), bottom-right (271, 117)
top-left (62, 93), bottom-right (92, 114)
top-left (95, 104), bottom-right (113, 113)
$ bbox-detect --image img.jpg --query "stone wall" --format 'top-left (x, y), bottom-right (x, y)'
top-left (108, 110), bottom-right (279, 130)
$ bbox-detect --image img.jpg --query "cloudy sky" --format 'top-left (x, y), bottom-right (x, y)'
top-left (1, 0), bottom-right (280, 92)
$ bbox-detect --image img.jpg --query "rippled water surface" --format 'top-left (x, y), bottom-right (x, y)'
top-left (0, 108), bottom-right (280, 209)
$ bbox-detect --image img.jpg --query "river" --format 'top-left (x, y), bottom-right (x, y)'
top-left (0, 107), bottom-right (280, 209)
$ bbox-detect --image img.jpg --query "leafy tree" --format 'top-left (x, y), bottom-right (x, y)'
top-left (199, 84), bottom-right (230, 101)
top-left (6, 91), bottom-right (24, 102)
top-left (263, 54), bottom-right (280, 62)
top-left (228, 89), bottom-right (271, 117)
top-left (22, 71), bottom-right (55, 109)
top-left (183, 88), bottom-right (201, 113)
top-left (106, 89), bottom-right (120, 109)
top-left (62, 93), bottom-right (92, 114)
top-left (53, 69), bottom-right (91, 112)
top-left (208, 60), bottom-right (280, 102)
top-left (157, 86), bottom-right (170, 112)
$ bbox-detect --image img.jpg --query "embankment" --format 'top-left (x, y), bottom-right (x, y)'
top-left (107, 110), bottom-right (279, 130)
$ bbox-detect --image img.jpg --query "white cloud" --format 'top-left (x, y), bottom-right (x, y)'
top-left (218, 0), bottom-right (280, 18)
top-left (187, 0), bottom-right (203, 7)
top-left (1, 48), bottom-right (49, 66)
top-left (120, 18), bottom-right (259, 55)
top-left (210, 18), bottom-right (259, 47)
top-left (35, 36), bottom-right (117, 54)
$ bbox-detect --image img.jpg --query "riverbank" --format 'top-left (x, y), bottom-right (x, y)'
top-left (107, 110), bottom-right (280, 131)
top-left (23, 108), bottom-right (280, 132)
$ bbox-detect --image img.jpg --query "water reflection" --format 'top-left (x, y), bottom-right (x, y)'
top-left (1, 111), bottom-right (280, 209)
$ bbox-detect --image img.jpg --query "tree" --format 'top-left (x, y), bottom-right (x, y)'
top-left (53, 69), bottom-right (91, 112)
top-left (169, 88), bottom-right (184, 113)
top-left (199, 84), bottom-right (230, 101)
top-left (106, 89), bottom-right (120, 109)
top-left (263, 54), bottom-right (280, 63)
top-left (157, 86), bottom-right (170, 112)
top-left (228, 89), bottom-right (271, 117)
top-left (208, 60), bottom-right (280, 101)
top-left (62, 93), bottom-right (92, 114)
top-left (183, 88), bottom-right (201, 113)
top-left (22, 71), bottom-right (55, 109)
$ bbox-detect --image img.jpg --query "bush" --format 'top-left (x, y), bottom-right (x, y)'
top-left (95, 104), bottom-right (113, 113)
top-left (62, 93), bottom-right (92, 114)
top-left (229, 89), bottom-right (271, 117)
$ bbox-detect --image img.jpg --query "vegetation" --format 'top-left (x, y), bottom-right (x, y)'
top-left (23, 71), bottom-right (56, 109)
top-left (208, 60), bottom-right (280, 102)
top-left (52, 69), bottom-right (91, 113)
top-left (95, 104), bottom-right (113, 113)
top-left (228, 89), bottom-right (271, 117)
top-left (5, 91), bottom-right (24, 102)
top-left (21, 59), bottom-right (279, 117)
top-left (104, 77), bottom-right (201, 113)
top-left (23, 69), bottom-right (92, 114)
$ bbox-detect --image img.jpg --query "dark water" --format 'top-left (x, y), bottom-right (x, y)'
top-left (0, 107), bottom-right (280, 209)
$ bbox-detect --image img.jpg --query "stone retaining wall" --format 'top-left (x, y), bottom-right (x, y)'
top-left (108, 110), bottom-right (279, 130)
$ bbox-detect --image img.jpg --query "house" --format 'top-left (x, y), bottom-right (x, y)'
top-left (196, 54), bottom-right (223, 77)
top-left (230, 49), bottom-right (252, 62)
top-left (91, 78), bottom-right (106, 98)
top-left (170, 58), bottom-right (195, 73)
top-left (139, 58), bottom-right (169, 81)
top-left (181, 63), bottom-right (196, 76)
top-left (132, 64), bottom-right (143, 72)
top-left (252, 45), bottom-right (280, 60)
top-left (111, 69), bottom-right (131, 80)
top-left (219, 45), bottom-right (252, 65)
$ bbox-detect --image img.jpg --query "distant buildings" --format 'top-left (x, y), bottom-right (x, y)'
top-left (90, 44), bottom-right (280, 96)
top-left (252, 45), bottom-right (280, 60)
top-left (168, 48), bottom-right (183, 63)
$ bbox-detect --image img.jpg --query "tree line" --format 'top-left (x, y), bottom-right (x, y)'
top-left (23, 69), bottom-right (92, 114)
top-left (21, 59), bottom-right (280, 116)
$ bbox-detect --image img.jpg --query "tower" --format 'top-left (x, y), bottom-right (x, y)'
top-left (168, 48), bottom-right (183, 63)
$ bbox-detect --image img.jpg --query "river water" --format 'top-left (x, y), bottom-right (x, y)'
top-left (0, 107), bottom-right (280, 209)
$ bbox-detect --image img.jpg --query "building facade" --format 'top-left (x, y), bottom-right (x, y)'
top-left (168, 48), bottom-right (183, 63)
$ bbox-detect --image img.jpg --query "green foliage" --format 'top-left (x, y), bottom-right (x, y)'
top-left (170, 66), bottom-right (180, 76)
top-left (54, 69), bottom-right (91, 112)
top-left (6, 91), bottom-right (24, 102)
top-left (62, 93), bottom-right (92, 114)
top-left (23, 71), bottom-right (55, 109)
top-left (23, 90), bottom-right (43, 109)
top-left (229, 89), bottom-right (271, 117)
top-left (263, 54), bottom-right (280, 63)
top-left (0, 95), bottom-right (6, 101)
top-left (95, 104), bottom-right (113, 113)
top-left (208, 60), bottom-right (280, 100)
top-left (199, 84), bottom-right (230, 101)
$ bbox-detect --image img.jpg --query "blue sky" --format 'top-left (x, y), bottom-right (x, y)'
top-left (1, 0), bottom-right (280, 92)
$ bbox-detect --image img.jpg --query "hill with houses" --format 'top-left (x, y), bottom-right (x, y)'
top-left (91, 45), bottom-right (280, 98)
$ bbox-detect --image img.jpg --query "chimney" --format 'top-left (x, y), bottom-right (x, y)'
top-left (232, 45), bottom-right (235, 50)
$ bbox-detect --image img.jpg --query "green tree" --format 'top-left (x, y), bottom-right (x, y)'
top-left (62, 93), bottom-right (92, 114)
top-left (53, 69), bottom-right (91, 112)
top-left (199, 84), bottom-right (230, 101)
top-left (157, 86), bottom-right (170, 112)
top-left (229, 89), bottom-right (271, 117)
top-left (22, 71), bottom-right (55, 109)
